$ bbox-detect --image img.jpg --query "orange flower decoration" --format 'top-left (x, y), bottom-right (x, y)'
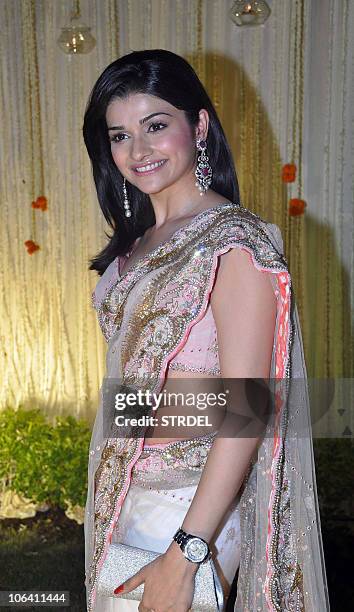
top-left (289, 198), bottom-right (307, 216)
top-left (24, 240), bottom-right (40, 254)
top-left (31, 195), bottom-right (48, 211)
top-left (282, 164), bottom-right (297, 183)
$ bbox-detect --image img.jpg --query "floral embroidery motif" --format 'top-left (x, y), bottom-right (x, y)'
top-left (87, 437), bottom-right (141, 609)
top-left (131, 432), bottom-right (217, 489)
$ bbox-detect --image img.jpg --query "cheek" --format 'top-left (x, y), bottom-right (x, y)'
top-left (158, 130), bottom-right (194, 162)
top-left (156, 126), bottom-right (193, 155)
top-left (110, 146), bottom-right (123, 166)
top-left (167, 129), bottom-right (192, 151)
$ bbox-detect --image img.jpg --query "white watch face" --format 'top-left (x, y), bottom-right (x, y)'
top-left (185, 537), bottom-right (208, 562)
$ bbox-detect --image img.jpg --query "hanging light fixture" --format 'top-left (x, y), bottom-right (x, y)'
top-left (229, 1), bottom-right (271, 27)
top-left (57, 0), bottom-right (96, 54)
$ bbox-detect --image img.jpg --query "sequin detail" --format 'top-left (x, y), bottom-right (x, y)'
top-left (168, 362), bottom-right (221, 375)
top-left (131, 431), bottom-right (218, 489)
top-left (168, 301), bottom-right (221, 375)
top-left (87, 437), bottom-right (141, 612)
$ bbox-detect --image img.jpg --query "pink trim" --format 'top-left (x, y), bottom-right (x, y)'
top-left (264, 271), bottom-right (291, 609)
top-left (90, 437), bottom-right (145, 611)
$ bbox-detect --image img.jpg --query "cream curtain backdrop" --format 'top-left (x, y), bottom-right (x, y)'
top-left (0, 0), bottom-right (353, 425)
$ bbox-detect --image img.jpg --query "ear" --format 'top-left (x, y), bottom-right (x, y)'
top-left (195, 108), bottom-right (209, 141)
top-left (113, 568), bottom-right (145, 596)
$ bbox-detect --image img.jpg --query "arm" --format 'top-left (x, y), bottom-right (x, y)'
top-left (174, 246), bottom-right (277, 540)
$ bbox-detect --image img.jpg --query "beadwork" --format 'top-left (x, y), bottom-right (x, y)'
top-left (131, 431), bottom-right (218, 489)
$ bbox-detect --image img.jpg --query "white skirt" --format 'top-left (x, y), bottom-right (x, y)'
top-left (94, 481), bottom-right (241, 611)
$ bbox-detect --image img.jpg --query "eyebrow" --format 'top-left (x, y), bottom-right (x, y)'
top-left (107, 112), bottom-right (172, 131)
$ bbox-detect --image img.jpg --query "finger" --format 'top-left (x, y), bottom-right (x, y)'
top-left (137, 604), bottom-right (151, 612)
top-left (113, 569), bottom-right (145, 595)
top-left (138, 601), bottom-right (156, 612)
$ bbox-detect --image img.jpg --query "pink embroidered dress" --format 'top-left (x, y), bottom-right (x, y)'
top-left (85, 202), bottom-right (329, 612)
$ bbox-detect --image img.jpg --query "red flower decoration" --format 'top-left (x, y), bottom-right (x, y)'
top-left (24, 240), bottom-right (40, 254)
top-left (282, 164), bottom-right (297, 183)
top-left (31, 195), bottom-right (48, 211)
top-left (289, 198), bottom-right (306, 216)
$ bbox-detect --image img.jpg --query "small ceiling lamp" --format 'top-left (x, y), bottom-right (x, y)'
top-left (229, 1), bottom-right (271, 27)
top-left (57, 0), bottom-right (96, 54)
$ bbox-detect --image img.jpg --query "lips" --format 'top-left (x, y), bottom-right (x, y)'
top-left (132, 159), bottom-right (168, 174)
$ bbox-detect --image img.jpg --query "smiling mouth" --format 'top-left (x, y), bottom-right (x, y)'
top-left (133, 160), bottom-right (168, 174)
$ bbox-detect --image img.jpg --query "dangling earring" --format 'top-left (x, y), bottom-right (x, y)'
top-left (122, 177), bottom-right (131, 218)
top-left (195, 138), bottom-right (212, 195)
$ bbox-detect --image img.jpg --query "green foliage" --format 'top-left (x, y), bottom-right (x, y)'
top-left (0, 407), bottom-right (91, 510)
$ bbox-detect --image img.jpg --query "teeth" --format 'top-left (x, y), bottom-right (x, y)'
top-left (135, 160), bottom-right (166, 172)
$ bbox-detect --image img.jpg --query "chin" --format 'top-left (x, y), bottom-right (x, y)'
top-left (134, 179), bottom-right (174, 196)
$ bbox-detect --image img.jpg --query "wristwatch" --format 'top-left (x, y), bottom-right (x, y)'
top-left (173, 527), bottom-right (212, 564)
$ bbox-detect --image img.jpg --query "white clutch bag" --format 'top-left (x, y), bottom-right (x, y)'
top-left (97, 542), bottom-right (225, 611)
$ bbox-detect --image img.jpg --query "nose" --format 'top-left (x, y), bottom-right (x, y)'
top-left (130, 133), bottom-right (153, 162)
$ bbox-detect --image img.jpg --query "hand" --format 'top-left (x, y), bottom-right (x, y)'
top-left (113, 540), bottom-right (199, 612)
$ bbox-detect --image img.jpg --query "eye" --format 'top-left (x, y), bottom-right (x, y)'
top-left (109, 122), bottom-right (167, 144)
top-left (109, 133), bottom-right (126, 144)
top-left (148, 121), bottom-right (167, 132)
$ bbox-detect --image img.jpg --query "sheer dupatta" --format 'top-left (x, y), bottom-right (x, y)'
top-left (85, 202), bottom-right (330, 611)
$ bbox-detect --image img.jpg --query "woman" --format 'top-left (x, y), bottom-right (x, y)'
top-left (83, 50), bottom-right (330, 612)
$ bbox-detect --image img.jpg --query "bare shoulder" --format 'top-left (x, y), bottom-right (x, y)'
top-left (210, 247), bottom-right (277, 378)
top-left (212, 247), bottom-right (275, 297)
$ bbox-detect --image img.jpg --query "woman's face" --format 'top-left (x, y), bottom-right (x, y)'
top-left (105, 93), bottom-right (205, 196)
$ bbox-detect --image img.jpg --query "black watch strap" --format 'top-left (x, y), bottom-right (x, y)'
top-left (173, 527), bottom-right (191, 547)
top-left (173, 527), bottom-right (211, 562)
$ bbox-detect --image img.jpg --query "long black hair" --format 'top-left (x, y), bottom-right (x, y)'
top-left (83, 49), bottom-right (240, 276)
